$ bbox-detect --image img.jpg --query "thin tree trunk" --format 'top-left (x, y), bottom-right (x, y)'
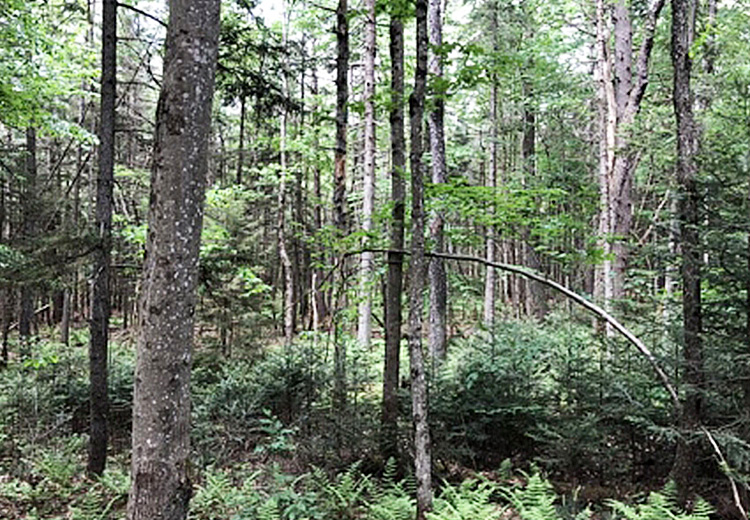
top-left (278, 3), bottom-right (295, 345)
top-left (670, 0), bottom-right (703, 499)
top-left (333, 0), bottom-right (349, 416)
top-left (87, 0), bottom-right (116, 477)
top-left (381, 9), bottom-right (405, 463)
top-left (357, 0), bottom-right (376, 349)
top-left (410, 1), bottom-right (432, 517)
top-left (126, 0), bottom-right (219, 517)
top-left (237, 95), bottom-right (246, 185)
top-left (483, 53), bottom-right (498, 329)
top-left (19, 126), bottom-right (37, 351)
top-left (428, 0), bottom-right (447, 362)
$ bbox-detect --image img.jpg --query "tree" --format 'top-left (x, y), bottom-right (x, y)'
top-left (428, 0), bottom-right (447, 361)
top-left (357, 0), bottom-right (377, 349)
top-left (409, 1), bottom-right (432, 518)
top-left (126, 0), bottom-right (220, 517)
top-left (382, 0), bottom-right (406, 463)
top-left (87, 0), bottom-right (116, 477)
top-left (594, 0), bottom-right (666, 309)
top-left (670, 0), bottom-right (703, 498)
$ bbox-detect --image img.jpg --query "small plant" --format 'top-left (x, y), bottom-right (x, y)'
top-left (607, 482), bottom-right (713, 520)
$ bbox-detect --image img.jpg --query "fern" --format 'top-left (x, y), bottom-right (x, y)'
top-left (606, 483), bottom-right (713, 520)
top-left (500, 472), bottom-right (561, 520)
top-left (428, 478), bottom-right (502, 520)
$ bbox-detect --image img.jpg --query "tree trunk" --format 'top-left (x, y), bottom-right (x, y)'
top-left (126, 0), bottom-right (219, 518)
top-left (428, 0), bottom-right (447, 362)
top-left (19, 126), bottom-right (37, 348)
top-left (279, 3), bottom-right (294, 345)
top-left (483, 55), bottom-right (498, 329)
top-left (357, 0), bottom-right (376, 349)
top-left (410, 1), bottom-right (432, 517)
top-left (332, 0), bottom-right (349, 416)
top-left (381, 9), bottom-right (405, 463)
top-left (596, 0), bottom-right (666, 308)
top-left (87, 0), bottom-right (116, 477)
top-left (670, 0), bottom-right (703, 499)
top-left (237, 95), bottom-right (246, 185)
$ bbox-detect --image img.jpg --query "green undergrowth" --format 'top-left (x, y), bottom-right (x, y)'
top-left (0, 445), bottom-right (713, 520)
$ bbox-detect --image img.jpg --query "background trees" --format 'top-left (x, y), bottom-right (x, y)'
top-left (2, 0), bottom-right (750, 518)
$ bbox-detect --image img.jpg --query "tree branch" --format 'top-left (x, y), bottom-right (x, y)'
top-left (627, 0), bottom-right (667, 117)
top-left (356, 247), bottom-right (682, 412)
top-left (116, 2), bottom-right (167, 28)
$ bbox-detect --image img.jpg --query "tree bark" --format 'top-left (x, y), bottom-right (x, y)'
top-left (483, 44), bottom-right (499, 329)
top-left (410, 1), bottom-right (432, 517)
top-left (19, 126), bottom-right (37, 347)
top-left (87, 0), bottom-right (116, 477)
top-left (126, 0), bottom-right (219, 517)
top-left (428, 0), bottom-right (447, 362)
top-left (381, 9), bottom-right (405, 463)
top-left (279, 3), bottom-right (294, 345)
top-left (595, 0), bottom-right (666, 307)
top-left (331, 0), bottom-right (350, 420)
top-left (357, 0), bottom-right (376, 349)
top-left (670, 0), bottom-right (703, 500)
top-left (237, 95), bottom-right (246, 185)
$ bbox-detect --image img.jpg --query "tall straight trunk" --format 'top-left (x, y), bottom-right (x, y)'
top-left (381, 11), bottom-right (405, 463)
top-left (19, 126), bottom-right (37, 346)
top-left (333, 0), bottom-right (349, 415)
top-left (428, 0), bottom-right (447, 362)
top-left (279, 2), bottom-right (294, 345)
top-left (333, 0), bottom-right (349, 233)
top-left (521, 74), bottom-right (545, 319)
top-left (88, 0), bottom-right (116, 477)
top-left (311, 69), bottom-right (326, 331)
top-left (483, 67), bottom-right (498, 328)
top-left (237, 95), bottom-right (246, 185)
top-left (670, 0), bottom-right (703, 499)
top-left (410, 1), bottom-right (432, 517)
top-left (126, 0), bottom-right (219, 518)
top-left (357, 0), bottom-right (376, 349)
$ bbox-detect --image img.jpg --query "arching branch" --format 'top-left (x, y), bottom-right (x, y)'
top-left (356, 248), bottom-right (681, 412)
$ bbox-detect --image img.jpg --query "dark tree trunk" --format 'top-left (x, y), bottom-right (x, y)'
top-left (382, 9), bottom-right (405, 463)
top-left (237, 95), bottom-right (246, 185)
top-left (428, 0), bottom-right (447, 362)
top-left (410, 1), bottom-right (432, 517)
top-left (19, 126), bottom-right (37, 348)
top-left (126, 0), bottom-right (220, 518)
top-left (87, 0), bottom-right (116, 477)
top-left (670, 0), bottom-right (704, 500)
top-left (332, 0), bottom-right (349, 416)
top-left (333, 0), bottom-right (349, 234)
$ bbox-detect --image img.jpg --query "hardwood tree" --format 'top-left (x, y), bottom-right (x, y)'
top-left (87, 0), bottom-right (116, 477)
top-left (126, 0), bottom-right (220, 517)
top-left (357, 0), bottom-right (377, 349)
top-left (409, 0), bottom-right (432, 517)
top-left (381, 0), bottom-right (406, 463)
top-left (670, 0), bottom-right (704, 499)
top-left (428, 0), bottom-right (447, 361)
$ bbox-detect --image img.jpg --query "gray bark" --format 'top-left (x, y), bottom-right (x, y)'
top-left (428, 0), bottom-right (447, 362)
top-left (88, 0), bottom-right (116, 477)
top-left (357, 0), bottom-right (376, 349)
top-left (410, 1), bottom-right (432, 517)
top-left (126, 0), bottom-right (220, 517)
